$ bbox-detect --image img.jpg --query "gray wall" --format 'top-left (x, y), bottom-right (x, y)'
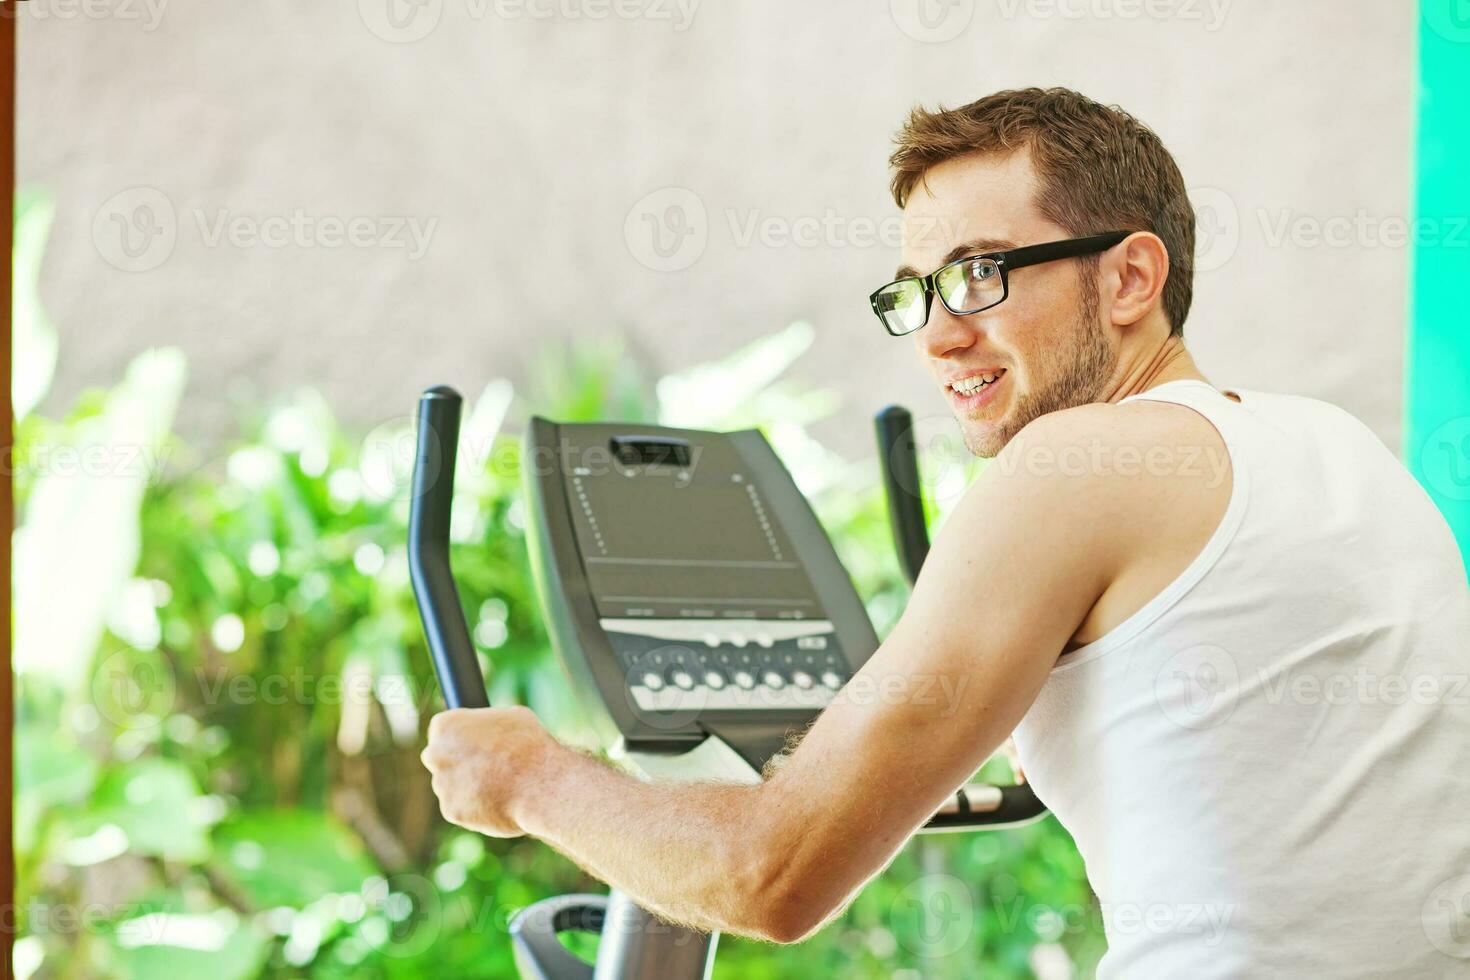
top-left (21, 0), bottom-right (1415, 457)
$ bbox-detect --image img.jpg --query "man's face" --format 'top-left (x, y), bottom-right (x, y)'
top-left (899, 149), bottom-right (1117, 458)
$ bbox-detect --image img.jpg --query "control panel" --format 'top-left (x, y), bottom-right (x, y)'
top-left (524, 418), bottom-right (877, 767)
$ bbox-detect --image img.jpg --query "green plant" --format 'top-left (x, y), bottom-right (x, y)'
top-left (13, 197), bottom-right (1103, 979)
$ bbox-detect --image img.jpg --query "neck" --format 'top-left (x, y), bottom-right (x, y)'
top-left (1103, 334), bottom-right (1208, 403)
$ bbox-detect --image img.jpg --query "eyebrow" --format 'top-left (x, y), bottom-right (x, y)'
top-left (894, 238), bottom-right (1018, 280)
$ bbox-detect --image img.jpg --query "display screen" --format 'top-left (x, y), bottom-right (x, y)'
top-left (562, 441), bottom-right (826, 620)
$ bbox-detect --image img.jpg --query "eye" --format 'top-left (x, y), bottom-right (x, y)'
top-left (969, 260), bottom-right (996, 280)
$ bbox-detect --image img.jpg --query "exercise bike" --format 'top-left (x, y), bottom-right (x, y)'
top-left (407, 385), bottom-right (1045, 979)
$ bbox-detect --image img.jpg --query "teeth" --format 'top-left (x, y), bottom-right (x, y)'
top-left (950, 371), bottom-right (1003, 395)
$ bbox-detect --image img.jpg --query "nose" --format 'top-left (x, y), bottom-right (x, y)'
top-left (915, 304), bottom-right (979, 360)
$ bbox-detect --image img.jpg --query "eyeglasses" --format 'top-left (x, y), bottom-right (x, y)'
top-left (868, 231), bottom-right (1131, 337)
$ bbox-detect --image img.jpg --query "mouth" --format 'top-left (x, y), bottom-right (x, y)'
top-left (945, 368), bottom-right (1008, 409)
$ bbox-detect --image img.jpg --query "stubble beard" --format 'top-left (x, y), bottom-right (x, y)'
top-left (962, 267), bottom-right (1115, 458)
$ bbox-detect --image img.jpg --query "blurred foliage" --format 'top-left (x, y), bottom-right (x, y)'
top-left (12, 196), bottom-right (1105, 979)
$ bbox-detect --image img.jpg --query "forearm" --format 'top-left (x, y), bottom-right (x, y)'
top-left (512, 745), bottom-right (786, 938)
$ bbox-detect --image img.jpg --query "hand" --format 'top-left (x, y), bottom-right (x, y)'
top-left (999, 736), bottom-right (1026, 784)
top-left (421, 705), bottom-right (560, 838)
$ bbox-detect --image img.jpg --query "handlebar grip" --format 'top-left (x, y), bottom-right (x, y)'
top-left (407, 385), bottom-right (489, 710)
top-left (509, 894), bottom-right (606, 980)
top-left (876, 405), bottom-right (1051, 831)
top-left (874, 405), bottom-right (931, 586)
top-left (922, 781), bottom-right (1048, 832)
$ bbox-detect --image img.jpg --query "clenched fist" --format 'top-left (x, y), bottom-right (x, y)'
top-left (420, 705), bottom-right (561, 838)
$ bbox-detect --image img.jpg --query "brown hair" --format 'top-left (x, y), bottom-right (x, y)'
top-left (889, 87), bottom-right (1195, 336)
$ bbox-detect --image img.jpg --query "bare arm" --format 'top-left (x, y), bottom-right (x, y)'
top-left (425, 405), bottom-right (1151, 942)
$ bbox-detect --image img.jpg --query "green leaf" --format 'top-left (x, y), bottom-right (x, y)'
top-left (107, 909), bottom-right (270, 980)
top-left (72, 757), bottom-right (212, 862)
top-left (14, 346), bottom-right (187, 689)
top-left (211, 810), bottom-right (377, 909)
top-left (14, 716), bottom-right (98, 854)
top-left (656, 321), bottom-right (815, 429)
top-left (13, 190), bottom-right (58, 422)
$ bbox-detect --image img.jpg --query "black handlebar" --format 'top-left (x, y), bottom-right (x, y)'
top-left (874, 405), bottom-right (1049, 830)
top-left (874, 406), bottom-right (931, 586)
top-left (405, 389), bottom-right (1041, 825)
top-left (408, 385), bottom-right (489, 710)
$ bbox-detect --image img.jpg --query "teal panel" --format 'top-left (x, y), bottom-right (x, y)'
top-left (1408, 4), bottom-right (1470, 571)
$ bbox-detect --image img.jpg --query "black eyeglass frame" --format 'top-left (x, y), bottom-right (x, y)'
top-left (869, 230), bottom-right (1132, 337)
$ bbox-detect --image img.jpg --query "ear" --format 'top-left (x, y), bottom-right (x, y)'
top-left (1106, 232), bottom-right (1169, 329)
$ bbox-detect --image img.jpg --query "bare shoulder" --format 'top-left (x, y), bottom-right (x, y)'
top-left (976, 397), bottom-right (1233, 585)
top-left (975, 398), bottom-right (1235, 646)
top-left (994, 397), bottom-right (1232, 498)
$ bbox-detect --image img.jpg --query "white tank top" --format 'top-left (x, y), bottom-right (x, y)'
top-left (1012, 380), bottom-right (1470, 978)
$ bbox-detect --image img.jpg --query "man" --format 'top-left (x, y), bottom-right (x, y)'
top-left (424, 88), bottom-right (1470, 976)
